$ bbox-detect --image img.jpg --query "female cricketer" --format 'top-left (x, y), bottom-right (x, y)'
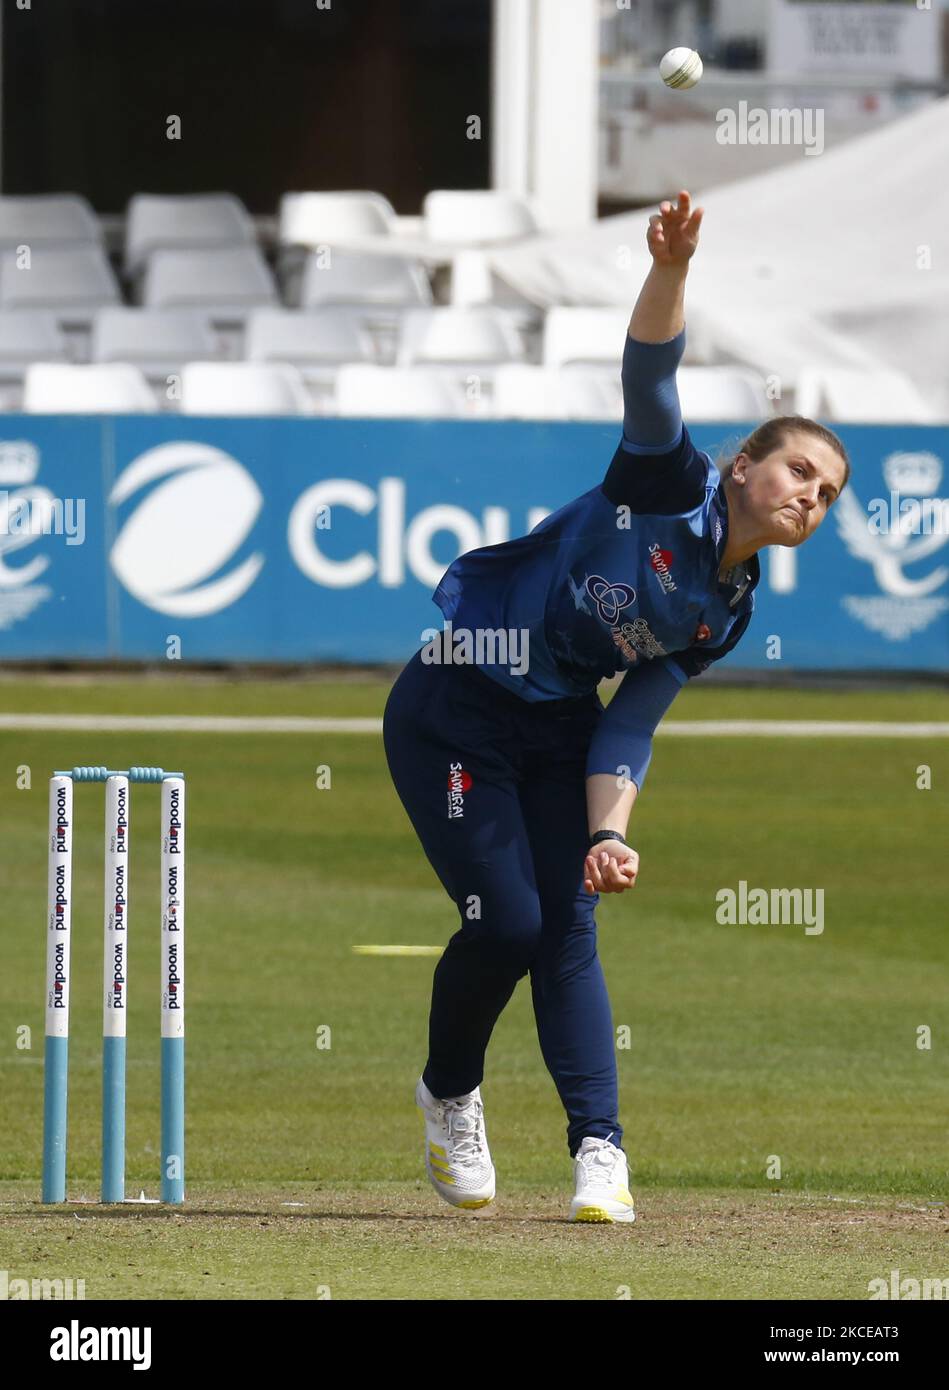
top-left (383, 190), bottom-right (851, 1223)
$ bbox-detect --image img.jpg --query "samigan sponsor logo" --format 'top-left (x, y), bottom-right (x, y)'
top-left (447, 762), bottom-right (472, 819)
top-left (648, 542), bottom-right (677, 594)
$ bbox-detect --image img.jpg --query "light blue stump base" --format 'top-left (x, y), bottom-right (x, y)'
top-left (161, 1036), bottom-right (185, 1204)
top-left (42, 1035), bottom-right (69, 1203)
top-left (101, 1035), bottom-right (127, 1203)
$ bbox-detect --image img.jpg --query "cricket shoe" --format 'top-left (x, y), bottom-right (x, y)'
top-left (569, 1136), bottom-right (636, 1223)
top-left (415, 1076), bottom-right (496, 1210)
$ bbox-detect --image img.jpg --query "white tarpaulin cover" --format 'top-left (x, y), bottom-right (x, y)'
top-left (488, 96), bottom-right (949, 410)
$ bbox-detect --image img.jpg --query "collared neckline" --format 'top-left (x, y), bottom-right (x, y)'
top-left (713, 479), bottom-right (761, 608)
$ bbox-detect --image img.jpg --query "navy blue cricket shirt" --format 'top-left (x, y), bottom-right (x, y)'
top-left (431, 326), bottom-right (761, 791)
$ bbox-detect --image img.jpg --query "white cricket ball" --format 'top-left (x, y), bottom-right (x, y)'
top-left (659, 47), bottom-right (703, 90)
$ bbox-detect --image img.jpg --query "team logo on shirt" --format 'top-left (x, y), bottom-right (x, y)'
top-left (583, 573), bottom-right (667, 663)
top-left (613, 618), bottom-right (667, 660)
top-left (585, 574), bottom-right (636, 623)
top-left (648, 543), bottom-right (677, 594)
top-left (694, 623), bottom-right (711, 642)
top-left (447, 762), bottom-right (472, 819)
top-left (611, 629), bottom-right (641, 663)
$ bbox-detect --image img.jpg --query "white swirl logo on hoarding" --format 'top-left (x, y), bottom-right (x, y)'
top-left (835, 450), bottom-right (949, 641)
top-left (110, 443), bottom-right (264, 616)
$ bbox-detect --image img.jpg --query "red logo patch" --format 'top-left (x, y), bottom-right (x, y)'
top-left (647, 542), bottom-right (678, 595)
top-left (447, 763), bottom-right (471, 819)
top-left (694, 624), bottom-right (711, 642)
top-left (649, 548), bottom-right (674, 572)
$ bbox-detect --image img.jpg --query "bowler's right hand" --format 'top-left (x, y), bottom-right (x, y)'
top-left (584, 842), bottom-right (640, 895)
top-left (647, 189), bottom-right (704, 268)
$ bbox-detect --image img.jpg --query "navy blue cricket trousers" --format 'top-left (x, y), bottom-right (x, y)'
top-left (383, 647), bottom-right (624, 1158)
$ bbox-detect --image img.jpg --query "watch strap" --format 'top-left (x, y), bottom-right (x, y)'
top-left (589, 829), bottom-right (628, 849)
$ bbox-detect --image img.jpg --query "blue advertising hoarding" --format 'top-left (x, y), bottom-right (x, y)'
top-left (0, 415), bottom-right (946, 670)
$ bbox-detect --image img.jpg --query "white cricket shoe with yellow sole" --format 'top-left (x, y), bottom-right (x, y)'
top-left (569, 1136), bottom-right (636, 1223)
top-left (415, 1076), bottom-right (496, 1210)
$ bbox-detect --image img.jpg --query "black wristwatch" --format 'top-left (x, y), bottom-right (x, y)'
top-left (589, 829), bottom-right (628, 849)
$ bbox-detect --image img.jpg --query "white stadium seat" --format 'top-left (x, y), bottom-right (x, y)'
top-left (0, 312), bottom-right (69, 382)
top-left (492, 364), bottom-right (622, 421)
top-left (0, 194), bottom-right (102, 249)
top-left (423, 191), bottom-right (537, 245)
top-left (334, 365), bottom-right (467, 418)
top-left (179, 362), bottom-right (311, 416)
top-left (91, 308), bottom-right (218, 382)
top-left (23, 363), bottom-right (155, 413)
top-left (450, 250), bottom-right (494, 307)
top-left (244, 307), bottom-right (374, 373)
top-left (794, 367), bottom-right (939, 423)
top-left (125, 193), bottom-right (256, 277)
top-left (492, 365), bottom-right (570, 419)
top-left (396, 307), bottom-right (524, 368)
top-left (0, 246), bottom-right (121, 315)
top-left (278, 191), bottom-right (396, 249)
top-left (299, 251), bottom-right (432, 308)
top-left (142, 247), bottom-right (278, 320)
top-left (676, 366), bottom-right (772, 420)
top-left (495, 360), bottom-right (769, 423)
top-left (543, 308), bottom-right (632, 368)
top-left (245, 307), bottom-right (376, 409)
top-left (277, 194), bottom-right (400, 306)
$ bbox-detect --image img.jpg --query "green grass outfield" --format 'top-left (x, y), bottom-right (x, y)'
top-left (0, 672), bottom-right (947, 1300)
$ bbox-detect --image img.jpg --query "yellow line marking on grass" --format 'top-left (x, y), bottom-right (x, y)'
top-left (0, 715), bottom-right (947, 737)
top-left (352, 945), bottom-right (444, 957)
